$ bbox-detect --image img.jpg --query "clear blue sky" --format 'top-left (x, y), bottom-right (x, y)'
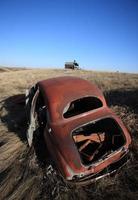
top-left (0, 0), bottom-right (138, 72)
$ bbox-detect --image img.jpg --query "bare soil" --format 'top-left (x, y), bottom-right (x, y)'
top-left (0, 68), bottom-right (138, 200)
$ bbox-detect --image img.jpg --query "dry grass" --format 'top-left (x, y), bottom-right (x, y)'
top-left (0, 68), bottom-right (138, 200)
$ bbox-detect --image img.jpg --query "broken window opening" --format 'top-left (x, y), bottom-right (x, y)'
top-left (73, 118), bottom-right (125, 165)
top-left (63, 97), bottom-right (103, 118)
top-left (35, 91), bottom-right (47, 130)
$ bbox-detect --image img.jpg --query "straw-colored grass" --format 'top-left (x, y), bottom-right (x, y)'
top-left (0, 67), bottom-right (138, 200)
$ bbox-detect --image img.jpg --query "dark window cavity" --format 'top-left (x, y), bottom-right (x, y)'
top-left (63, 97), bottom-right (103, 118)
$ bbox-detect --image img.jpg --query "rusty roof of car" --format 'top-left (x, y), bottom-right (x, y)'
top-left (38, 76), bottom-right (106, 120)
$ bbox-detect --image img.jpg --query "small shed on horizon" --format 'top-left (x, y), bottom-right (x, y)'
top-left (65, 60), bottom-right (79, 70)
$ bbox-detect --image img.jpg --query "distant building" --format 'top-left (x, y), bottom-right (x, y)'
top-left (65, 60), bottom-right (79, 70)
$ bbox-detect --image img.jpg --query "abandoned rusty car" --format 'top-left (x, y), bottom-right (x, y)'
top-left (26, 76), bottom-right (131, 185)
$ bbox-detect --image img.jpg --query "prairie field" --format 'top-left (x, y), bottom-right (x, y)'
top-left (0, 67), bottom-right (138, 200)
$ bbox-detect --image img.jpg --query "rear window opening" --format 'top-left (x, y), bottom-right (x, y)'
top-left (63, 97), bottom-right (103, 118)
top-left (73, 118), bottom-right (125, 165)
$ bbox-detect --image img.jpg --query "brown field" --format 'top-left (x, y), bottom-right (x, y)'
top-left (0, 67), bottom-right (138, 200)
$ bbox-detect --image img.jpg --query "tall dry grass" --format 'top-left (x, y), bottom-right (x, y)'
top-left (0, 68), bottom-right (138, 200)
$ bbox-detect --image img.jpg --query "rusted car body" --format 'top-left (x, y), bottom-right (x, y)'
top-left (26, 76), bottom-right (131, 185)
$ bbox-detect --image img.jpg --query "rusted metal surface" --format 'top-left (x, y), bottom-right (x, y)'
top-left (26, 76), bottom-right (131, 185)
top-left (73, 132), bottom-right (105, 162)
